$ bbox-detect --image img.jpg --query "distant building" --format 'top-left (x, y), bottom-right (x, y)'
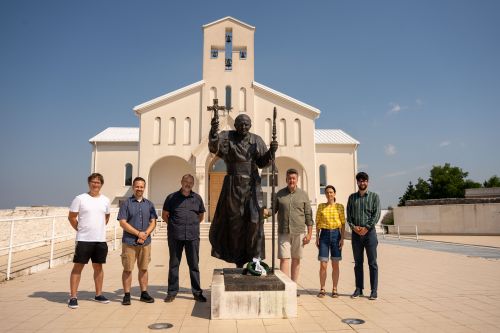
top-left (89, 17), bottom-right (359, 220)
top-left (465, 187), bottom-right (500, 198)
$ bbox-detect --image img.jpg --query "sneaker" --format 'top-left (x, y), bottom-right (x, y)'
top-left (351, 288), bottom-right (363, 298)
top-left (140, 291), bottom-right (155, 303)
top-left (193, 293), bottom-right (207, 302)
top-left (369, 290), bottom-right (378, 300)
top-left (122, 293), bottom-right (131, 305)
top-left (164, 294), bottom-right (176, 303)
top-left (94, 295), bottom-right (110, 304)
top-left (68, 297), bottom-right (78, 309)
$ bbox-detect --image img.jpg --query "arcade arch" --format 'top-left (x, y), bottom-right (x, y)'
top-left (148, 156), bottom-right (196, 206)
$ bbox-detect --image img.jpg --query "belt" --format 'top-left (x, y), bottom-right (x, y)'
top-left (226, 162), bottom-right (254, 176)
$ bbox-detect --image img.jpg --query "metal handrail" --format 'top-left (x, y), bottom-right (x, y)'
top-left (1, 209), bottom-right (114, 280)
top-left (1, 208), bottom-right (165, 281)
top-left (382, 224), bottom-right (419, 242)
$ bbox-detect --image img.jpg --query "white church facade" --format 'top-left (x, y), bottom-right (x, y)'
top-left (89, 17), bottom-right (359, 220)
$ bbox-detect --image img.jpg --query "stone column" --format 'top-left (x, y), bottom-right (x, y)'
top-left (196, 166), bottom-right (207, 215)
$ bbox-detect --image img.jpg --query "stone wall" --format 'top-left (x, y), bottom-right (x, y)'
top-left (406, 198), bottom-right (500, 206)
top-left (393, 203), bottom-right (500, 235)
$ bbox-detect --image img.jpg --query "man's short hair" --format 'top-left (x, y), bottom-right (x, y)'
top-left (286, 168), bottom-right (298, 177)
top-left (182, 174), bottom-right (195, 182)
top-left (356, 172), bottom-right (369, 181)
top-left (88, 173), bottom-right (104, 185)
top-left (132, 177), bottom-right (146, 185)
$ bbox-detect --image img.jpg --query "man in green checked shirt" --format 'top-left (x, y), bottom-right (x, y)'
top-left (347, 172), bottom-right (381, 300)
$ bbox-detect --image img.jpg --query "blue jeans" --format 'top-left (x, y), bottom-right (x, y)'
top-left (351, 228), bottom-right (378, 291)
top-left (318, 229), bottom-right (342, 262)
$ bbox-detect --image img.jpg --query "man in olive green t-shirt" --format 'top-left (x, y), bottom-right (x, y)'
top-left (274, 168), bottom-right (313, 286)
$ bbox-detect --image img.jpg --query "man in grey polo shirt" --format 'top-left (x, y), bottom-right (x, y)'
top-left (118, 177), bottom-right (157, 305)
top-left (274, 168), bottom-right (313, 286)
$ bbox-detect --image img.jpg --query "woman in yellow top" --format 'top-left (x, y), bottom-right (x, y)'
top-left (315, 185), bottom-right (345, 298)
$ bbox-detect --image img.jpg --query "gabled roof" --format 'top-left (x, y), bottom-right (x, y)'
top-left (203, 16), bottom-right (255, 30)
top-left (314, 129), bottom-right (359, 145)
top-left (133, 80), bottom-right (204, 114)
top-left (252, 81), bottom-right (321, 117)
top-left (89, 127), bottom-right (139, 143)
top-left (88, 127), bottom-right (359, 146)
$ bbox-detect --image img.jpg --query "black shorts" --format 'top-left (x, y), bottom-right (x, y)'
top-left (73, 241), bottom-right (108, 264)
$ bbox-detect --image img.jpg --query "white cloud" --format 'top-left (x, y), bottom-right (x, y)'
top-left (387, 102), bottom-right (409, 115)
top-left (387, 103), bottom-right (401, 115)
top-left (384, 144), bottom-right (397, 156)
top-left (439, 141), bottom-right (451, 147)
top-left (415, 98), bottom-right (423, 106)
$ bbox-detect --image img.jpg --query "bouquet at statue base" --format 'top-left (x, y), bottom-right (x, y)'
top-left (246, 257), bottom-right (271, 276)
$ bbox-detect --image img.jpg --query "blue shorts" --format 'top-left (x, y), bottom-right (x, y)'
top-left (318, 229), bottom-right (342, 262)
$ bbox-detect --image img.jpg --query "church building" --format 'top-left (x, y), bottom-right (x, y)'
top-left (89, 17), bottom-right (359, 220)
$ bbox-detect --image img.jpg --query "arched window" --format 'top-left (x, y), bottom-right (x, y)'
top-left (125, 163), bottom-right (133, 186)
top-left (264, 118), bottom-right (272, 144)
top-left (239, 87), bottom-right (246, 112)
top-left (225, 29), bottom-right (232, 70)
top-left (168, 117), bottom-right (176, 145)
top-left (153, 117), bottom-right (161, 145)
top-left (294, 119), bottom-right (301, 146)
top-left (225, 86), bottom-right (232, 110)
top-left (279, 118), bottom-right (287, 146)
top-left (319, 164), bottom-right (327, 194)
top-left (210, 87), bottom-right (217, 104)
top-left (183, 117), bottom-right (191, 145)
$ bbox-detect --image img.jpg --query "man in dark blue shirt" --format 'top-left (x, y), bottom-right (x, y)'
top-left (162, 174), bottom-right (206, 303)
top-left (118, 177), bottom-right (158, 305)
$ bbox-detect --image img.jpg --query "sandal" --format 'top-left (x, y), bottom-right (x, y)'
top-left (332, 288), bottom-right (339, 298)
top-left (317, 288), bottom-right (326, 298)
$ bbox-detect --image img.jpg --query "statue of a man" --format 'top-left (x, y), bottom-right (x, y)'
top-left (208, 113), bottom-right (278, 267)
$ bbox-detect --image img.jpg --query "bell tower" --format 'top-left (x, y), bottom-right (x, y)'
top-left (200, 17), bottom-right (256, 137)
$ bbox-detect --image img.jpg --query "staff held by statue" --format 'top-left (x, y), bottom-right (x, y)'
top-left (271, 107), bottom-right (277, 274)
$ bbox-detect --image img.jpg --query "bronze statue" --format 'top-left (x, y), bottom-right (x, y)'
top-left (208, 110), bottom-right (278, 267)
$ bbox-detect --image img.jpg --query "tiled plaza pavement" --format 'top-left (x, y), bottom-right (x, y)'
top-left (1, 236), bottom-right (500, 333)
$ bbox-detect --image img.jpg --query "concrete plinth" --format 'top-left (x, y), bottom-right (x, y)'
top-left (211, 268), bottom-right (297, 319)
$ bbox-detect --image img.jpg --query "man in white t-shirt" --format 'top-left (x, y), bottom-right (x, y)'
top-left (67, 173), bottom-right (111, 309)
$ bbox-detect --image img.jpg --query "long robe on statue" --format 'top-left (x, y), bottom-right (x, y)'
top-left (208, 130), bottom-right (272, 266)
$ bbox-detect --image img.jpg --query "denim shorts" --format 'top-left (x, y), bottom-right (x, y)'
top-left (318, 229), bottom-right (342, 262)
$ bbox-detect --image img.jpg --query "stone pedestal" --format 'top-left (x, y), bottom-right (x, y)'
top-left (211, 268), bottom-right (297, 319)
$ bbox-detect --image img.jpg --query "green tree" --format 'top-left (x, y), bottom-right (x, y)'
top-left (464, 179), bottom-right (481, 189)
top-left (414, 177), bottom-right (431, 198)
top-left (398, 163), bottom-right (484, 205)
top-left (398, 182), bottom-right (416, 206)
top-left (483, 175), bottom-right (500, 188)
top-left (398, 177), bottom-right (431, 206)
top-left (429, 163), bottom-right (469, 199)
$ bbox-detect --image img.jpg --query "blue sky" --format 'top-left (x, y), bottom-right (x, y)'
top-left (1, 0), bottom-right (499, 209)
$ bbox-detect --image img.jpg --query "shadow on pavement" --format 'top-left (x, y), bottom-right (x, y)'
top-left (29, 290), bottom-right (97, 304)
